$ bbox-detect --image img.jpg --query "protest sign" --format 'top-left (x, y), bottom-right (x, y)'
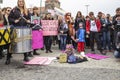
top-left (31, 16), bottom-right (40, 24)
top-left (41, 20), bottom-right (58, 36)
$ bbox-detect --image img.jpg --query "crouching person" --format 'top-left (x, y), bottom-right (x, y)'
top-left (64, 44), bottom-right (88, 63)
top-left (114, 32), bottom-right (120, 58)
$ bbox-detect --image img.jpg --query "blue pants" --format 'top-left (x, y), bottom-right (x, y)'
top-left (60, 35), bottom-right (67, 50)
top-left (102, 31), bottom-right (111, 50)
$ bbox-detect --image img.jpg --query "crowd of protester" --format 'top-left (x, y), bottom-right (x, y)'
top-left (0, 0), bottom-right (120, 63)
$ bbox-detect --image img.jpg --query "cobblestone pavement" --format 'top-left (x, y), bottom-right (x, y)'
top-left (0, 46), bottom-right (120, 80)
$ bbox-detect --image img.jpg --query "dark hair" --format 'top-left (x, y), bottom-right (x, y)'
top-left (116, 15), bottom-right (120, 17)
top-left (2, 7), bottom-right (7, 12)
top-left (75, 11), bottom-right (82, 18)
top-left (89, 12), bottom-right (94, 16)
top-left (116, 7), bottom-right (120, 12)
top-left (33, 7), bottom-right (38, 10)
top-left (98, 12), bottom-right (102, 15)
top-left (33, 7), bottom-right (39, 16)
top-left (44, 13), bottom-right (52, 20)
top-left (86, 15), bottom-right (89, 18)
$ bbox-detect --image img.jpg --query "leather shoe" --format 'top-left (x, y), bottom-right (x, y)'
top-left (49, 50), bottom-right (53, 53)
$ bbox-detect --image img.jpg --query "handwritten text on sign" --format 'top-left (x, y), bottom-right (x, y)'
top-left (41, 20), bottom-right (58, 36)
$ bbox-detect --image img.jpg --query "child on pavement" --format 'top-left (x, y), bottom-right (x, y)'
top-left (76, 23), bottom-right (85, 56)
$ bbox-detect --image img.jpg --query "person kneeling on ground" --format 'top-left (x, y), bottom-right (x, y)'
top-left (64, 44), bottom-right (88, 63)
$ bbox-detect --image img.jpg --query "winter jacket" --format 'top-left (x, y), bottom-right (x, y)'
top-left (8, 7), bottom-right (31, 27)
top-left (74, 18), bottom-right (86, 31)
top-left (86, 19), bottom-right (101, 32)
top-left (58, 23), bottom-right (68, 35)
top-left (113, 16), bottom-right (120, 31)
top-left (101, 18), bottom-right (112, 32)
top-left (77, 28), bottom-right (85, 42)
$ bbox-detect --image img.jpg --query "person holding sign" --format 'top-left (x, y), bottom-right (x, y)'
top-left (28, 6), bottom-right (42, 57)
top-left (43, 13), bottom-right (53, 53)
top-left (6, 0), bottom-right (31, 64)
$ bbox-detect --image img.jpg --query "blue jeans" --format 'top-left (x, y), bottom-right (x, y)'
top-left (102, 31), bottom-right (111, 50)
top-left (60, 35), bottom-right (67, 50)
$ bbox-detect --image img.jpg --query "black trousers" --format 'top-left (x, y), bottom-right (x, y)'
top-left (44, 36), bottom-right (52, 51)
top-left (66, 35), bottom-right (72, 44)
top-left (85, 33), bottom-right (90, 47)
top-left (90, 31), bottom-right (102, 51)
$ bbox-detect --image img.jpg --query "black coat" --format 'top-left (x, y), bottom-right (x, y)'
top-left (74, 18), bottom-right (85, 31)
top-left (8, 7), bottom-right (30, 27)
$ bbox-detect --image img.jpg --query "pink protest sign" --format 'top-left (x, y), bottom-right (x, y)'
top-left (32, 30), bottom-right (44, 49)
top-left (41, 20), bottom-right (58, 36)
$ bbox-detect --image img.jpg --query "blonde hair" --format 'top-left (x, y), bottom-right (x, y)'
top-left (17, 0), bottom-right (28, 15)
top-left (0, 10), bottom-right (4, 24)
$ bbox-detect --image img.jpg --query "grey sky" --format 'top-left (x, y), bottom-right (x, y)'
top-left (0, 0), bottom-right (120, 17)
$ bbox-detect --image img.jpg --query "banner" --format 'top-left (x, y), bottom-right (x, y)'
top-left (41, 20), bottom-right (58, 36)
top-left (0, 27), bottom-right (10, 46)
top-left (31, 16), bottom-right (40, 24)
top-left (54, 7), bottom-right (66, 16)
top-left (31, 16), bottom-right (43, 49)
top-left (32, 30), bottom-right (43, 49)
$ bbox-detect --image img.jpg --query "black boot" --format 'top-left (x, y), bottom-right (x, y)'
top-left (5, 53), bottom-right (12, 65)
top-left (0, 54), bottom-right (2, 59)
top-left (0, 48), bottom-right (3, 59)
top-left (28, 52), bottom-right (33, 57)
top-left (23, 53), bottom-right (29, 62)
top-left (33, 50), bottom-right (40, 55)
top-left (49, 50), bottom-right (53, 53)
top-left (1, 52), bottom-right (5, 57)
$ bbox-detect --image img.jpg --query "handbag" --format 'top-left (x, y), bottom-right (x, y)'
top-left (59, 53), bottom-right (67, 63)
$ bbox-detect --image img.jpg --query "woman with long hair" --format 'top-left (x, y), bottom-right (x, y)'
top-left (6, 0), bottom-right (31, 64)
top-left (75, 11), bottom-right (85, 31)
top-left (28, 7), bottom-right (40, 57)
top-left (74, 11), bottom-right (85, 49)
top-left (3, 7), bottom-right (12, 26)
top-left (65, 13), bottom-right (75, 44)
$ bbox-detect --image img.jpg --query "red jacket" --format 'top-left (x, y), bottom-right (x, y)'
top-left (86, 19), bottom-right (101, 32)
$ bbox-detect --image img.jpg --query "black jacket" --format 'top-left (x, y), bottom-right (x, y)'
top-left (58, 23), bottom-right (68, 35)
top-left (74, 18), bottom-right (85, 31)
top-left (8, 7), bottom-right (30, 27)
top-left (101, 18), bottom-right (112, 32)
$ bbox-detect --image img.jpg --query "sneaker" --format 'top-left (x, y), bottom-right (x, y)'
top-left (101, 50), bottom-right (107, 55)
top-left (80, 52), bottom-right (86, 57)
